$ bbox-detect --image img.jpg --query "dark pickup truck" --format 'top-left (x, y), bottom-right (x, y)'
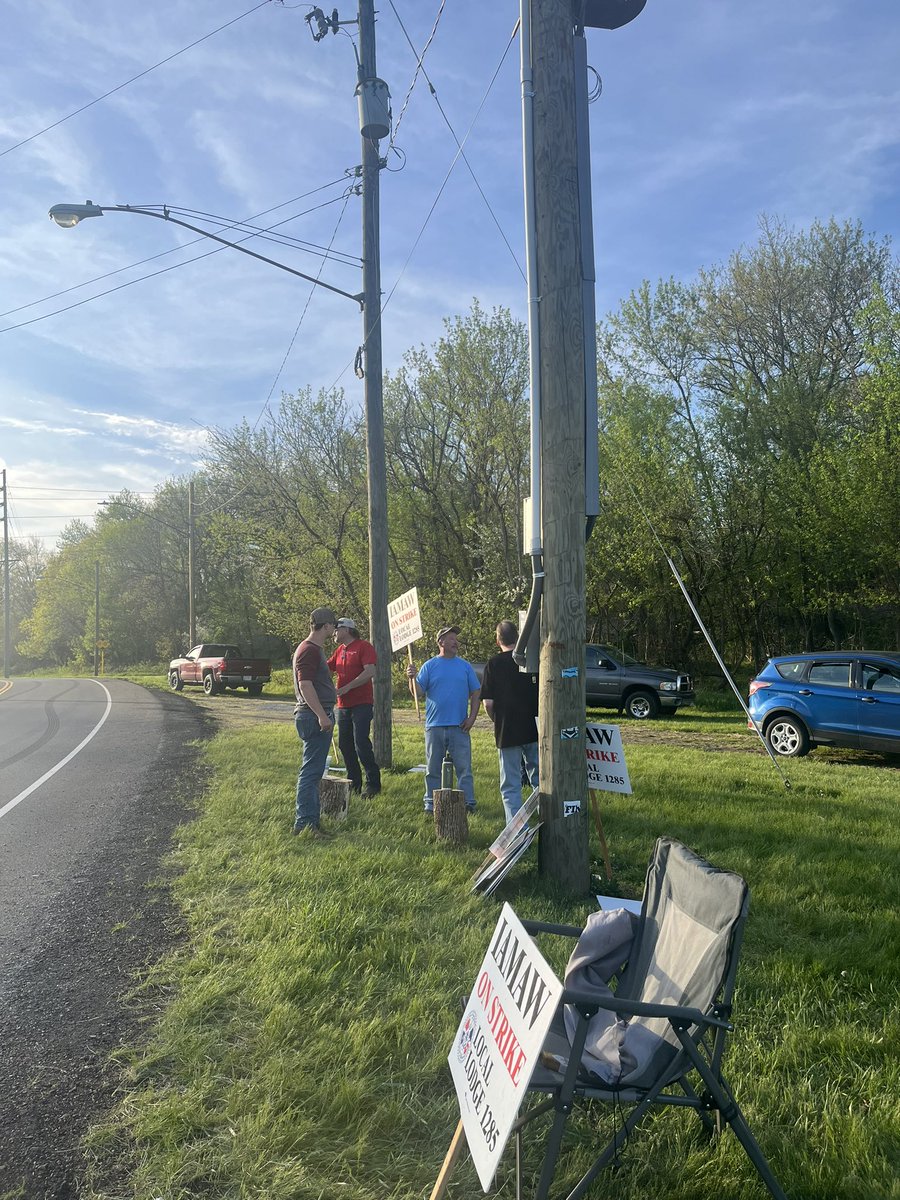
top-left (473, 643), bottom-right (694, 719)
top-left (168, 644), bottom-right (271, 696)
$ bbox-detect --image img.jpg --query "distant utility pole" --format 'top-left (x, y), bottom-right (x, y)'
top-left (94, 559), bottom-right (100, 677)
top-left (188, 481), bottom-right (196, 647)
top-left (2, 469), bottom-right (10, 679)
top-left (306, 2), bottom-right (392, 766)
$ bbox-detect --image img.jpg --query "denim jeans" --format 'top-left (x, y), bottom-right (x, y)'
top-left (424, 725), bottom-right (475, 811)
top-left (337, 704), bottom-right (380, 792)
top-left (294, 708), bottom-right (333, 830)
top-left (498, 742), bottom-right (539, 823)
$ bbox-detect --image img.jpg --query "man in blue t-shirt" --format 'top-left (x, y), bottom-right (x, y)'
top-left (407, 625), bottom-right (481, 813)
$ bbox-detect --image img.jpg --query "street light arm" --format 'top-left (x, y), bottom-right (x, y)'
top-left (49, 202), bottom-right (365, 309)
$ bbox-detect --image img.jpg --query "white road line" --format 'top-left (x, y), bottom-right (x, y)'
top-left (0, 680), bottom-right (113, 821)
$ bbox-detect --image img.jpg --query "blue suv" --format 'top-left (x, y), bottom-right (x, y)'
top-left (748, 651), bottom-right (900, 757)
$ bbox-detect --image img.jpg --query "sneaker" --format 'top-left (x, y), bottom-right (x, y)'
top-left (424, 804), bottom-right (434, 814)
top-left (361, 786), bottom-right (381, 799)
top-left (466, 805), bottom-right (476, 814)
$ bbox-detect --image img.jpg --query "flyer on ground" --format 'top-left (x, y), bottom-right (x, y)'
top-left (448, 903), bottom-right (564, 1192)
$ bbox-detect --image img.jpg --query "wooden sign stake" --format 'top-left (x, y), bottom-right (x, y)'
top-left (429, 1119), bottom-right (465, 1200)
top-left (408, 645), bottom-right (421, 720)
top-left (589, 790), bottom-right (613, 880)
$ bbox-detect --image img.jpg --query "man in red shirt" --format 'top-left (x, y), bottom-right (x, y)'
top-left (327, 617), bottom-right (381, 797)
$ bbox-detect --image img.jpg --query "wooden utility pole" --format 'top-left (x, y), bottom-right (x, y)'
top-left (358, 0), bottom-right (392, 767)
top-left (532, 0), bottom-right (590, 893)
top-left (1, 469), bottom-right (10, 679)
top-left (188, 480), bottom-right (196, 646)
top-left (94, 559), bottom-right (100, 677)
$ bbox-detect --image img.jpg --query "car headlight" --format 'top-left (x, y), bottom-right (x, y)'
top-left (658, 681), bottom-right (677, 691)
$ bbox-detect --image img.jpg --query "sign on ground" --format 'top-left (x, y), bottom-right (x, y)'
top-left (585, 723), bottom-right (632, 793)
top-left (448, 903), bottom-right (563, 1191)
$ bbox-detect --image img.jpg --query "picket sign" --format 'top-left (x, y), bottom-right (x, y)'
top-left (443, 903), bottom-right (564, 1193)
top-left (388, 587), bottom-right (423, 720)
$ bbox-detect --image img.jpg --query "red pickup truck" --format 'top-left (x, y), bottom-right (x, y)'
top-left (168, 644), bottom-right (271, 696)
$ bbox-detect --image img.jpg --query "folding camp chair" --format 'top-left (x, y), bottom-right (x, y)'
top-left (514, 837), bottom-right (787, 1200)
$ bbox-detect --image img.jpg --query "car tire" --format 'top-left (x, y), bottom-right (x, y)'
top-left (247, 683), bottom-right (263, 697)
top-left (202, 673), bottom-right (219, 696)
top-left (168, 670), bottom-right (183, 692)
top-left (625, 689), bottom-right (659, 720)
top-left (765, 715), bottom-right (810, 757)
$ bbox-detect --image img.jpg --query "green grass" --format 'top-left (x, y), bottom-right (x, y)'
top-left (81, 717), bottom-right (900, 1200)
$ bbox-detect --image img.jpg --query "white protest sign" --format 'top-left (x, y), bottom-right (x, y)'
top-left (387, 586), bottom-right (423, 652)
top-left (448, 903), bottom-right (564, 1192)
top-left (585, 723), bottom-right (632, 794)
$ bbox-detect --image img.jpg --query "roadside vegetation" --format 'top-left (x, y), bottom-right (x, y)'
top-left (5, 218), bottom-right (898, 680)
top-left (82, 715), bottom-right (899, 1200)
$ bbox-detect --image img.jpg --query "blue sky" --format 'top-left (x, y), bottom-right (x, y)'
top-left (2, 0), bottom-right (899, 548)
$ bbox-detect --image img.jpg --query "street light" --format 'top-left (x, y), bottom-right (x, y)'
top-left (48, 202), bottom-right (364, 306)
top-left (51, 196), bottom-right (394, 764)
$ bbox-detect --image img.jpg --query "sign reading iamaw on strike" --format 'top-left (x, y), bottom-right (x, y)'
top-left (448, 903), bottom-right (563, 1191)
top-left (387, 586), bottom-right (423, 652)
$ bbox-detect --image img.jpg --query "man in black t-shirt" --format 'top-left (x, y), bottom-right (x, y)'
top-left (479, 620), bottom-right (539, 823)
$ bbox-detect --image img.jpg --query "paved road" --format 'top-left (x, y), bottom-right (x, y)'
top-left (0, 678), bottom-right (209, 1199)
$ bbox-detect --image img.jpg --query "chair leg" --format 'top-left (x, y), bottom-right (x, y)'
top-left (676, 1032), bottom-right (788, 1200)
top-left (679, 1076), bottom-right (717, 1138)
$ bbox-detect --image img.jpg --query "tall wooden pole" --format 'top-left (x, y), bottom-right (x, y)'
top-left (188, 480), bottom-right (196, 646)
top-left (359, 0), bottom-right (392, 767)
top-left (94, 559), bottom-right (100, 677)
top-left (2, 469), bottom-right (10, 679)
top-left (532, 0), bottom-right (589, 893)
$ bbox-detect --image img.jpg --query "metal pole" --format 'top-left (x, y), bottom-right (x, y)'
top-left (358, 0), bottom-right (392, 767)
top-left (2, 469), bottom-right (10, 679)
top-left (94, 559), bottom-right (100, 677)
top-left (532, 0), bottom-right (589, 893)
top-left (188, 481), bottom-right (196, 646)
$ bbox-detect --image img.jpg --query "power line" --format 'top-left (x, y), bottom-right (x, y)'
top-left (329, 21), bottom-right (519, 390)
top-left (0, 0), bottom-right (275, 160)
top-left (387, 1), bottom-right (524, 280)
top-left (388, 0), bottom-right (446, 148)
top-left (253, 188), bottom-right (354, 430)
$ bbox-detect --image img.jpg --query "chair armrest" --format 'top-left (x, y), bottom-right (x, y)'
top-left (562, 987), bottom-right (733, 1031)
top-left (521, 919), bottom-right (584, 938)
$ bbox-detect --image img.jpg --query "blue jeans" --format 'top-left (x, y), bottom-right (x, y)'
top-left (337, 704), bottom-right (380, 792)
top-left (498, 742), bottom-right (539, 823)
top-left (294, 709), bottom-right (333, 830)
top-left (424, 725), bottom-right (475, 811)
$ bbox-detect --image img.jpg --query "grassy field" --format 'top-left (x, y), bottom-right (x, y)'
top-left (78, 700), bottom-right (900, 1200)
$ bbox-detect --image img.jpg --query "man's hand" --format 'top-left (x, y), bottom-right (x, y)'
top-left (460, 715), bottom-right (477, 732)
top-left (318, 713), bottom-right (334, 733)
top-left (405, 663), bottom-right (416, 679)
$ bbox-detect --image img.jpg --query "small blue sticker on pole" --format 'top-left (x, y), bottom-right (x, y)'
top-left (561, 666), bottom-right (579, 678)
top-left (560, 726), bottom-right (579, 740)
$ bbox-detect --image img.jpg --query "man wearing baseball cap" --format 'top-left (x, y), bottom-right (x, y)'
top-left (327, 617), bottom-right (380, 797)
top-left (292, 606), bottom-right (338, 837)
top-left (406, 625), bottom-right (481, 814)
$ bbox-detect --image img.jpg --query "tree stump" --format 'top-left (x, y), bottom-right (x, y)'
top-left (320, 775), bottom-right (350, 820)
top-left (434, 788), bottom-right (468, 844)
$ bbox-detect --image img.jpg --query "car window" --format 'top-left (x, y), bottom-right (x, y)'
top-left (862, 662), bottom-right (900, 693)
top-left (585, 647), bottom-right (601, 668)
top-left (808, 662), bottom-right (851, 687)
top-left (774, 660), bottom-right (806, 681)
